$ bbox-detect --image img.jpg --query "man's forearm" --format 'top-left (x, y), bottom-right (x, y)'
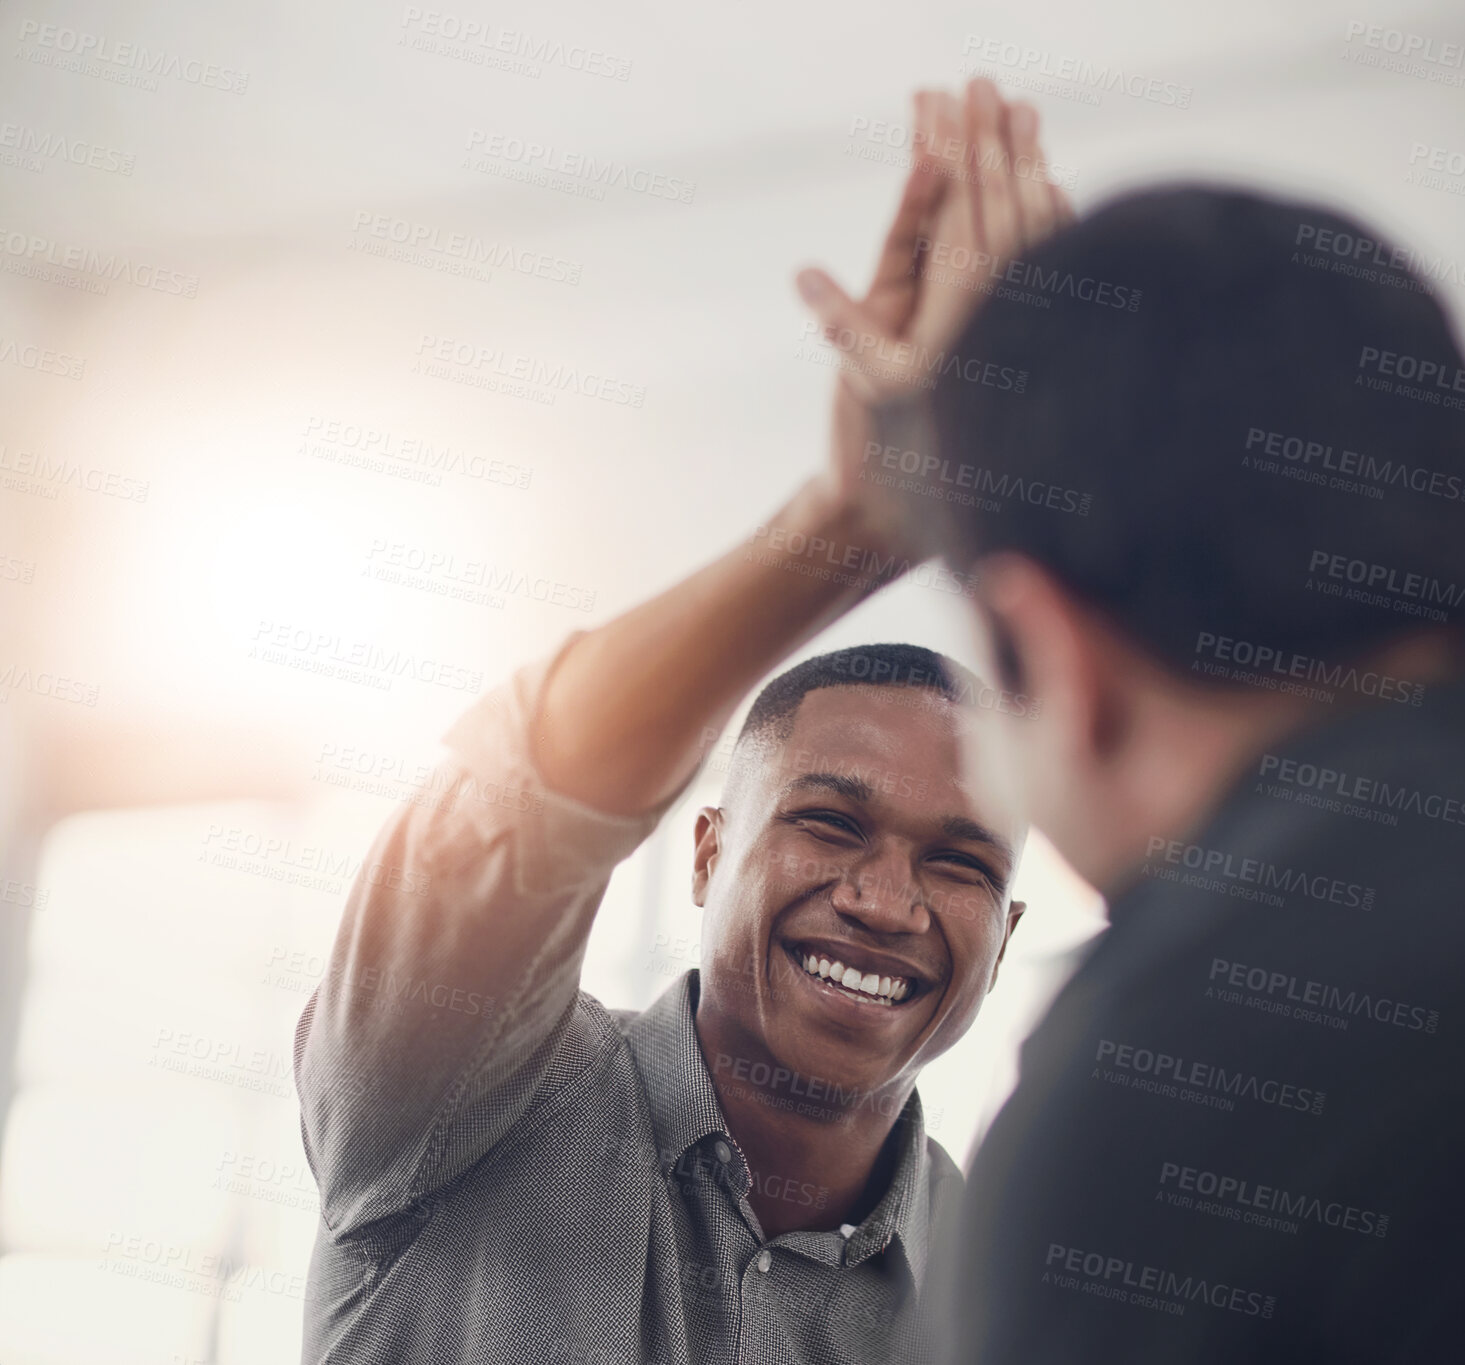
top-left (533, 475), bottom-right (890, 816)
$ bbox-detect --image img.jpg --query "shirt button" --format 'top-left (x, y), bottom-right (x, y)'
top-left (713, 1140), bottom-right (733, 1164)
top-left (755, 1250), bottom-right (772, 1273)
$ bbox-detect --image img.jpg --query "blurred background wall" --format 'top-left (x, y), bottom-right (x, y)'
top-left (2, 1), bottom-right (1462, 1359)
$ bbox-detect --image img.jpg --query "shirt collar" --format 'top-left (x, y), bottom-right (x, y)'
top-left (625, 968), bottom-right (733, 1165)
top-left (839, 1084), bottom-right (935, 1291)
top-left (625, 969), bottom-right (939, 1293)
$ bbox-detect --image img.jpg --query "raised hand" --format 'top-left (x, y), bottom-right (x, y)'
top-left (796, 79), bottom-right (1073, 559)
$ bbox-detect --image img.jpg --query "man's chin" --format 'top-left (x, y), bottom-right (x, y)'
top-left (753, 1021), bottom-right (910, 1121)
top-left (761, 1036), bottom-right (908, 1124)
top-left (701, 959), bottom-right (919, 1113)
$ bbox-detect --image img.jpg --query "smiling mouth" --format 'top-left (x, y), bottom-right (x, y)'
top-left (780, 941), bottom-right (926, 1008)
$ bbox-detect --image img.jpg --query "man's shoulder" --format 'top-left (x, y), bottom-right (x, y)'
top-left (505, 991), bottom-right (653, 1148)
top-left (605, 1002), bottom-right (640, 1034)
top-left (573, 982), bottom-right (680, 1058)
top-left (566, 990), bottom-right (639, 1057)
top-left (520, 989), bottom-right (633, 1101)
top-left (922, 1129), bottom-right (963, 1184)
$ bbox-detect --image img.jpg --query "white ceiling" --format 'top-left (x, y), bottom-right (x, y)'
top-left (3, 0), bottom-right (1463, 785)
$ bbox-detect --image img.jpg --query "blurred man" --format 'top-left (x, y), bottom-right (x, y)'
top-left (293, 91), bottom-right (1052, 1364)
top-left (799, 78), bottom-right (1465, 1363)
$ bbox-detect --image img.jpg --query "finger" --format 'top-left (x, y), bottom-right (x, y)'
top-left (904, 91), bottom-right (986, 351)
top-left (796, 266), bottom-right (858, 332)
top-left (794, 268), bottom-right (906, 399)
top-left (906, 87), bottom-right (949, 208)
top-left (965, 78), bottom-right (1019, 262)
top-left (924, 89), bottom-right (977, 271)
top-left (906, 184), bottom-right (984, 352)
top-left (927, 89), bottom-right (967, 186)
top-left (865, 92), bottom-right (948, 314)
top-left (1005, 102), bottom-right (1054, 247)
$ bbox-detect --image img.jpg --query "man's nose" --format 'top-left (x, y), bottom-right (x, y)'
top-left (829, 843), bottom-right (933, 933)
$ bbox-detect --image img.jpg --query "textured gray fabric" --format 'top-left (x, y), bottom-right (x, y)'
top-left (294, 637), bottom-right (964, 1363)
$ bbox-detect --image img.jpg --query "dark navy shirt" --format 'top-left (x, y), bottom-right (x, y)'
top-left (951, 681), bottom-right (1465, 1362)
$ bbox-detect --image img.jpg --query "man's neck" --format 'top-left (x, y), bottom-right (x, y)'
top-left (1080, 635), bottom-right (1465, 899)
top-left (692, 1006), bottom-right (912, 1240)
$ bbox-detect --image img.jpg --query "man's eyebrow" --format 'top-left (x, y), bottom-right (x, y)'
top-left (781, 772), bottom-right (875, 804)
top-left (942, 815), bottom-right (1014, 862)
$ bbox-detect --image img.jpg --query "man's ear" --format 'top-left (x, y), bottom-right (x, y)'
top-left (691, 806), bottom-right (726, 907)
top-left (990, 898), bottom-right (1026, 989)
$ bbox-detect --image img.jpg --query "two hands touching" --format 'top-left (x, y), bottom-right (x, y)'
top-left (794, 77), bottom-right (1073, 575)
top-left (534, 79), bottom-right (1072, 817)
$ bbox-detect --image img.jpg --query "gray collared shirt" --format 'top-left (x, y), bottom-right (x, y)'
top-left (294, 636), bottom-right (964, 1364)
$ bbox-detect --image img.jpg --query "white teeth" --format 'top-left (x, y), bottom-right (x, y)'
top-left (794, 949), bottom-right (913, 1005)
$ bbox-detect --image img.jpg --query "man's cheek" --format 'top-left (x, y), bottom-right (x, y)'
top-left (934, 983), bottom-right (991, 1051)
top-left (942, 923), bottom-right (1003, 1009)
top-left (708, 859), bottom-right (783, 978)
top-left (927, 882), bottom-right (989, 925)
top-left (763, 844), bottom-right (842, 893)
top-left (939, 929), bottom-right (995, 1003)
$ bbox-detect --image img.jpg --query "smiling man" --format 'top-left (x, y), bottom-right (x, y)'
top-left (688, 647), bottom-right (1024, 1256)
top-left (294, 88), bottom-right (1049, 1364)
top-left (295, 608), bottom-right (1024, 1365)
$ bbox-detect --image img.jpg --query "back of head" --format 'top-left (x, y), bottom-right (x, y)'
top-left (931, 183), bottom-right (1465, 681)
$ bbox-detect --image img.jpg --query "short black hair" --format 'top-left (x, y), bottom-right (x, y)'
top-left (734, 643), bottom-right (978, 750)
top-left (930, 183), bottom-right (1465, 682)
